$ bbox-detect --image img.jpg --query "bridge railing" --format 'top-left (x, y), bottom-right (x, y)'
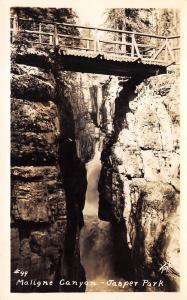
top-left (10, 15), bottom-right (180, 65)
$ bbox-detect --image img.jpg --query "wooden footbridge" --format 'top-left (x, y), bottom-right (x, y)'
top-left (10, 15), bottom-right (180, 76)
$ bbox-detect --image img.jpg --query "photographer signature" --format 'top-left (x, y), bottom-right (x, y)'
top-left (159, 262), bottom-right (179, 277)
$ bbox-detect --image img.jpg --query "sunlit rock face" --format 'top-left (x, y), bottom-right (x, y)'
top-left (98, 72), bottom-right (180, 291)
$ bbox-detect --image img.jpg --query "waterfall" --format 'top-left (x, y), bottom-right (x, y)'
top-left (83, 141), bottom-right (101, 216)
top-left (80, 141), bottom-right (132, 292)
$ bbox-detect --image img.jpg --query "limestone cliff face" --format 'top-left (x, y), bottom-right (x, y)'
top-left (11, 44), bottom-right (112, 292)
top-left (98, 71), bottom-right (180, 291)
top-left (11, 45), bottom-right (87, 292)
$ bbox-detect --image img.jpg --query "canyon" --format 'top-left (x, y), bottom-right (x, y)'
top-left (11, 40), bottom-right (180, 292)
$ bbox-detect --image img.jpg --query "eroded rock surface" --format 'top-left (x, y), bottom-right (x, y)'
top-left (11, 45), bottom-right (111, 292)
top-left (11, 46), bottom-right (68, 292)
top-left (98, 72), bottom-right (180, 291)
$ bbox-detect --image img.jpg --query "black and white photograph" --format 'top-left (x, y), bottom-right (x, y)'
top-left (1, 0), bottom-right (187, 298)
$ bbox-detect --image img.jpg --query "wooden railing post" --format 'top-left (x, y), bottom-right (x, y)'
top-left (166, 39), bottom-right (175, 63)
top-left (132, 33), bottom-right (141, 58)
top-left (12, 14), bottom-right (19, 42)
top-left (54, 24), bottom-right (59, 46)
top-left (164, 38), bottom-right (168, 62)
top-left (94, 29), bottom-right (97, 51)
top-left (93, 29), bottom-right (101, 51)
top-left (131, 33), bottom-right (135, 58)
top-left (39, 23), bottom-right (42, 43)
top-left (87, 39), bottom-right (90, 50)
top-left (98, 39), bottom-right (101, 52)
top-left (121, 32), bottom-right (126, 55)
top-left (172, 37), bottom-right (177, 61)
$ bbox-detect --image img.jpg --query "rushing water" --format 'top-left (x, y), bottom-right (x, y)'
top-left (80, 141), bottom-right (132, 292)
top-left (83, 141), bottom-right (101, 216)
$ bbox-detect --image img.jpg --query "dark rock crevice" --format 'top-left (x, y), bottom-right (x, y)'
top-left (113, 77), bottom-right (142, 137)
top-left (130, 190), bottom-right (147, 290)
top-left (97, 76), bottom-right (144, 284)
top-left (52, 68), bottom-right (88, 291)
top-left (98, 76), bottom-right (143, 223)
top-left (111, 219), bottom-right (134, 280)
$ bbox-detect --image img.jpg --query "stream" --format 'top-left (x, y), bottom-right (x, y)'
top-left (80, 142), bottom-right (133, 292)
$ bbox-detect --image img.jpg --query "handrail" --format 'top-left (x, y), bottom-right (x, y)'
top-left (10, 16), bottom-right (180, 40)
top-left (10, 15), bottom-right (180, 65)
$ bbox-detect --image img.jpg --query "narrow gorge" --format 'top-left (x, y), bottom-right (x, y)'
top-left (11, 8), bottom-right (180, 293)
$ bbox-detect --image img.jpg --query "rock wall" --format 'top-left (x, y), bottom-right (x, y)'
top-left (98, 71), bottom-right (180, 291)
top-left (10, 45), bottom-right (86, 292)
top-left (10, 44), bottom-right (112, 292)
top-left (11, 41), bottom-right (180, 292)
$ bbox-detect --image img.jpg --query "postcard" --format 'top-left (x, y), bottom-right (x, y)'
top-left (0, 0), bottom-right (187, 299)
